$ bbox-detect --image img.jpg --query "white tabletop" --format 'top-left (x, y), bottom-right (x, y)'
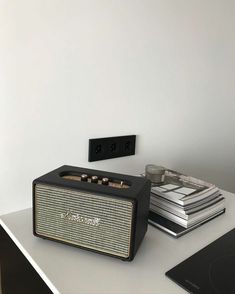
top-left (0, 190), bottom-right (234, 294)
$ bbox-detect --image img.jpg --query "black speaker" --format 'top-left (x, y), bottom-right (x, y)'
top-left (33, 165), bottom-right (151, 261)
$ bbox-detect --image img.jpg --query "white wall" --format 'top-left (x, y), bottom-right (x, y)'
top-left (1, 0), bottom-right (235, 215)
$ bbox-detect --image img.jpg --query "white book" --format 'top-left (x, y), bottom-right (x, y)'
top-left (148, 210), bottom-right (226, 238)
top-left (150, 191), bottom-right (221, 210)
top-left (150, 193), bottom-right (223, 216)
top-left (150, 199), bottom-right (225, 228)
top-left (150, 196), bottom-right (225, 220)
top-left (150, 169), bottom-right (220, 205)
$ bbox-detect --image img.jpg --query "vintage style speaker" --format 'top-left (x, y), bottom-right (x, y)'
top-left (33, 165), bottom-right (151, 261)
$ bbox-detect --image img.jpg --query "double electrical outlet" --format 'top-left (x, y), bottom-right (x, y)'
top-left (88, 135), bottom-right (136, 162)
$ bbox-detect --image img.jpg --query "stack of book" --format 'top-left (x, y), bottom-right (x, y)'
top-left (147, 168), bottom-right (225, 237)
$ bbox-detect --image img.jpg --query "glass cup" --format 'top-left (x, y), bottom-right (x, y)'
top-left (145, 164), bottom-right (165, 184)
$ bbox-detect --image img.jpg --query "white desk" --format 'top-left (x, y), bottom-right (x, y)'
top-left (0, 190), bottom-right (234, 294)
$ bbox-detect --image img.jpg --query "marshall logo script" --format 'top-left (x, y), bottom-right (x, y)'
top-left (60, 210), bottom-right (101, 227)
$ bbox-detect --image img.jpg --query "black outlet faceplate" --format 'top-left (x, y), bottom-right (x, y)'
top-left (88, 135), bottom-right (136, 162)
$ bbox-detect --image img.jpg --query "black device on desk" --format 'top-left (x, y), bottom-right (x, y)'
top-left (166, 228), bottom-right (235, 294)
top-left (33, 165), bottom-right (151, 261)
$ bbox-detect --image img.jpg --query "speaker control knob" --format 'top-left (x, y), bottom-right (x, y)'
top-left (81, 174), bottom-right (88, 182)
top-left (102, 177), bottom-right (109, 185)
top-left (91, 176), bottom-right (98, 183)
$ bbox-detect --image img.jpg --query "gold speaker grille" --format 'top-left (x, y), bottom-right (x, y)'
top-left (35, 184), bottom-right (133, 258)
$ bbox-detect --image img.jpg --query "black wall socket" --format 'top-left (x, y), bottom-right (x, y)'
top-left (88, 135), bottom-right (136, 162)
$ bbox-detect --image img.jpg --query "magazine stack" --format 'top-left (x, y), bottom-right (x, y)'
top-left (146, 167), bottom-right (225, 237)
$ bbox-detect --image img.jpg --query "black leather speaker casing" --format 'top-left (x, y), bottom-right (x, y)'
top-left (33, 165), bottom-right (150, 261)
